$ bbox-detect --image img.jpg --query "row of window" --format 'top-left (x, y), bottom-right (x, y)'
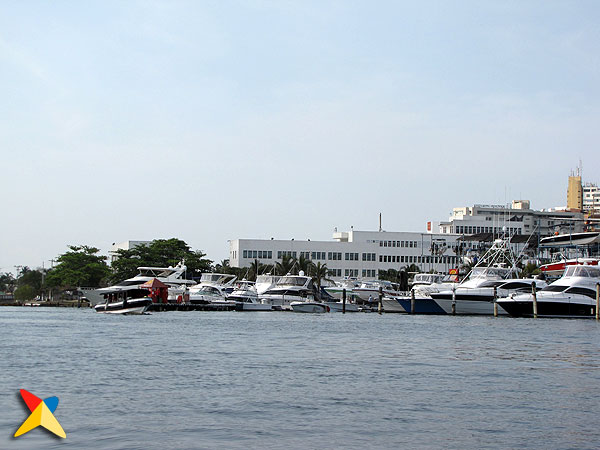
top-left (241, 250), bottom-right (458, 264)
top-left (454, 225), bottom-right (522, 235)
top-left (380, 255), bottom-right (459, 264)
top-left (380, 240), bottom-right (419, 248)
top-left (243, 250), bottom-right (273, 259)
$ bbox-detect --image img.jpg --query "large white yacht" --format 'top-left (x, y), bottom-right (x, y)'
top-left (82, 262), bottom-right (195, 306)
top-left (429, 238), bottom-right (542, 315)
top-left (188, 273), bottom-right (237, 305)
top-left (259, 272), bottom-right (316, 310)
top-left (498, 265), bottom-right (600, 318)
top-left (255, 274), bottom-right (281, 295)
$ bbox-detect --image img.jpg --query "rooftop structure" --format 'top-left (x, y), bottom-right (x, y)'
top-left (437, 200), bottom-right (584, 237)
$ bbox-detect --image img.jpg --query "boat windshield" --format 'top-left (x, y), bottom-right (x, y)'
top-left (277, 277), bottom-right (309, 286)
top-left (564, 266), bottom-right (600, 278)
top-left (470, 267), bottom-right (510, 279)
top-left (541, 285), bottom-right (569, 293)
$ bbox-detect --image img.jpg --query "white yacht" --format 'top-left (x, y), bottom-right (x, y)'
top-left (259, 272), bottom-right (316, 310)
top-left (430, 238), bottom-right (540, 315)
top-left (352, 280), bottom-right (404, 303)
top-left (188, 273), bottom-right (237, 305)
top-left (498, 265), bottom-right (600, 318)
top-left (255, 274), bottom-right (281, 295)
top-left (83, 262), bottom-right (195, 306)
top-left (228, 280), bottom-right (273, 311)
top-left (324, 277), bottom-right (362, 301)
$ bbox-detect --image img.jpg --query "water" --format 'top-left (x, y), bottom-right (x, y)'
top-left (1, 308), bottom-right (600, 449)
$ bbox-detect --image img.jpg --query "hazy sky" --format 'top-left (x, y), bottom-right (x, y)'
top-left (2, 0), bottom-right (599, 273)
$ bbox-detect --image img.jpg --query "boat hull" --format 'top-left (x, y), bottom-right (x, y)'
top-left (395, 297), bottom-right (446, 314)
top-left (324, 302), bottom-right (359, 312)
top-left (433, 298), bottom-right (507, 315)
top-left (290, 302), bottom-right (329, 313)
top-left (94, 298), bottom-right (152, 315)
top-left (498, 296), bottom-right (598, 318)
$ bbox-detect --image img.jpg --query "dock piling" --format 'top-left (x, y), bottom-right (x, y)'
top-left (451, 286), bottom-right (456, 315)
top-left (596, 283), bottom-right (600, 320)
top-left (378, 287), bottom-right (383, 315)
top-left (342, 288), bottom-right (346, 314)
top-left (532, 281), bottom-right (538, 318)
top-left (410, 289), bottom-right (415, 314)
top-left (493, 286), bottom-right (498, 317)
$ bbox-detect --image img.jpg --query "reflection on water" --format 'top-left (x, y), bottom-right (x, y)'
top-left (1, 308), bottom-right (599, 449)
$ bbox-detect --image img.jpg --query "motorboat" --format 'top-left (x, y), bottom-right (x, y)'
top-left (382, 273), bottom-right (455, 314)
top-left (290, 301), bottom-right (329, 313)
top-left (539, 257), bottom-right (600, 278)
top-left (430, 238), bottom-right (541, 315)
top-left (255, 274), bottom-right (281, 295)
top-left (93, 287), bottom-right (152, 315)
top-left (411, 273), bottom-right (458, 297)
top-left (539, 231), bottom-right (600, 247)
top-left (82, 261), bottom-right (195, 306)
top-left (352, 280), bottom-right (404, 303)
top-left (324, 277), bottom-right (362, 301)
top-left (498, 265), bottom-right (600, 318)
top-left (188, 273), bottom-right (237, 305)
top-left (228, 280), bottom-right (273, 311)
top-left (322, 287), bottom-right (359, 312)
top-left (259, 272), bottom-right (316, 310)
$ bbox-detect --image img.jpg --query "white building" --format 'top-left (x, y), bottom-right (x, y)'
top-left (109, 240), bottom-right (150, 263)
top-left (583, 183), bottom-right (600, 213)
top-left (229, 229), bottom-right (463, 279)
top-left (437, 200), bottom-right (584, 237)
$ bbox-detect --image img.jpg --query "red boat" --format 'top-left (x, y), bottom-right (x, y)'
top-left (539, 258), bottom-right (600, 277)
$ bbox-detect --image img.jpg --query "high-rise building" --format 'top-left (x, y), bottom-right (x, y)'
top-left (567, 170), bottom-right (583, 211)
top-left (583, 183), bottom-right (600, 213)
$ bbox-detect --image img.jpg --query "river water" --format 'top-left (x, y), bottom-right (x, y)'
top-left (1, 307), bottom-right (599, 449)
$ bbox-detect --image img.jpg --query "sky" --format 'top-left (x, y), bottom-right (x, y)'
top-left (1, 0), bottom-right (600, 273)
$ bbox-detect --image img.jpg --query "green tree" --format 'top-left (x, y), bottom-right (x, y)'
top-left (46, 246), bottom-right (111, 289)
top-left (16, 267), bottom-right (44, 292)
top-left (296, 254), bottom-right (315, 276)
top-left (14, 285), bottom-right (36, 301)
top-left (110, 239), bottom-right (212, 283)
top-left (0, 272), bottom-right (16, 293)
top-left (520, 262), bottom-right (541, 278)
top-left (275, 254), bottom-right (295, 276)
top-left (311, 262), bottom-right (333, 290)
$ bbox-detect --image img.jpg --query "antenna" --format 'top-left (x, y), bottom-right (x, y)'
top-left (379, 212), bottom-right (382, 232)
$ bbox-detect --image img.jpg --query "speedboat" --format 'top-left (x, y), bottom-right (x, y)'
top-left (94, 287), bottom-right (152, 315)
top-left (188, 273), bottom-right (237, 305)
top-left (83, 261), bottom-right (195, 306)
top-left (498, 265), bottom-right (600, 318)
top-left (540, 231), bottom-right (600, 247)
top-left (228, 280), bottom-right (273, 311)
top-left (290, 301), bottom-right (329, 313)
top-left (259, 272), bottom-right (316, 310)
